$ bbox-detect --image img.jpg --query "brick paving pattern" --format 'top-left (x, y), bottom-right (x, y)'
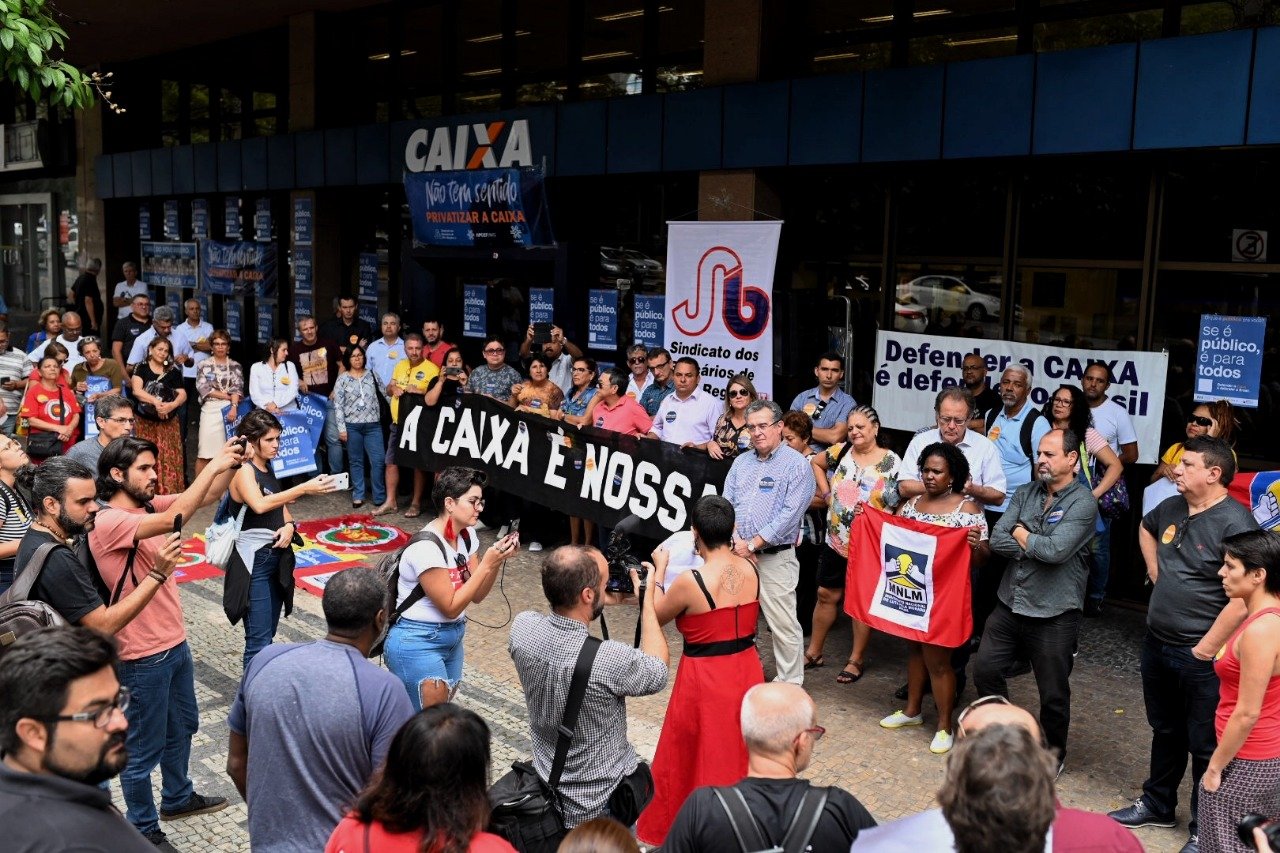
top-left (117, 492), bottom-right (1190, 852)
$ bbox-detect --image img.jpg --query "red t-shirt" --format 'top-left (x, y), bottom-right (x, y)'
top-left (594, 395), bottom-right (653, 437)
top-left (324, 816), bottom-right (516, 853)
top-left (424, 340), bottom-right (455, 367)
top-left (89, 494), bottom-right (185, 660)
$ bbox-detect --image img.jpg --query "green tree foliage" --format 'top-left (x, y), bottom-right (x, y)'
top-left (1, 0), bottom-right (97, 109)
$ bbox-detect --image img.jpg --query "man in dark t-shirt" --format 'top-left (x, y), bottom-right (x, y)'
top-left (110, 294), bottom-right (152, 375)
top-left (289, 315), bottom-right (345, 475)
top-left (1108, 436), bottom-right (1258, 846)
top-left (70, 258), bottom-right (105, 336)
top-left (318, 295), bottom-right (375, 356)
top-left (662, 683), bottom-right (876, 852)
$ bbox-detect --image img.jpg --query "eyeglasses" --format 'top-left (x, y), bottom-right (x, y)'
top-left (1051, 397), bottom-right (1073, 406)
top-left (937, 416), bottom-right (967, 426)
top-left (484, 347), bottom-right (505, 354)
top-left (957, 694), bottom-right (1012, 737)
top-left (104, 416), bottom-right (136, 425)
top-left (1188, 415), bottom-right (1214, 428)
top-left (650, 360), bottom-right (671, 369)
top-left (454, 552), bottom-right (472, 583)
top-left (80, 336), bottom-right (99, 344)
top-left (43, 687), bottom-right (131, 729)
top-left (797, 725), bottom-right (826, 743)
top-left (728, 389), bottom-right (750, 398)
top-left (628, 356), bottom-right (647, 364)
top-left (746, 420), bottom-right (780, 434)
top-left (464, 496), bottom-right (485, 507)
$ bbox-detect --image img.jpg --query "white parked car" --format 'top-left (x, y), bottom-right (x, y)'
top-left (897, 275), bottom-right (1002, 322)
top-left (894, 297), bottom-right (928, 333)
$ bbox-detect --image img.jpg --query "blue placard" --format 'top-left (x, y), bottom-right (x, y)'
top-left (191, 199), bottom-right (209, 240)
top-left (226, 299), bottom-right (243, 342)
top-left (293, 197), bottom-right (313, 246)
top-left (163, 200), bottom-right (180, 241)
top-left (358, 302), bottom-right (378, 331)
top-left (1196, 314), bottom-right (1266, 408)
top-left (587, 289), bottom-right (619, 350)
top-left (224, 197), bottom-right (242, 239)
top-left (402, 167), bottom-right (553, 247)
top-left (166, 289), bottom-right (182, 315)
top-left (196, 293), bottom-right (210, 317)
top-left (633, 294), bottom-right (665, 348)
top-left (140, 241), bottom-right (199, 289)
top-left (222, 400), bottom-right (254, 439)
top-left (200, 240), bottom-right (278, 297)
top-left (463, 283), bottom-right (487, 339)
top-left (293, 246), bottom-right (313, 296)
top-left (529, 287), bottom-right (555, 325)
top-left (271, 393), bottom-right (327, 477)
top-left (254, 198), bottom-right (272, 242)
top-left (358, 253), bottom-right (379, 302)
top-left (83, 376), bottom-right (111, 439)
top-left (257, 300), bottom-right (275, 343)
top-left (139, 205), bottom-right (152, 240)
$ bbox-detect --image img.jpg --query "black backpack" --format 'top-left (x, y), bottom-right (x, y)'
top-left (0, 543), bottom-right (68, 650)
top-left (369, 527), bottom-right (473, 657)
top-left (711, 783), bottom-right (831, 853)
top-left (984, 405), bottom-right (1045, 464)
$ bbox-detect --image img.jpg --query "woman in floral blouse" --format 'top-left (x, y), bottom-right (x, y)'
top-left (334, 345), bottom-right (386, 510)
top-left (195, 330), bottom-right (244, 477)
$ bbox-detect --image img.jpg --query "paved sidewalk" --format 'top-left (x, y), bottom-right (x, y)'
top-left (115, 493), bottom-right (1191, 852)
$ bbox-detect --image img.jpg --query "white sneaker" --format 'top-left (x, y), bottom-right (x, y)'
top-left (528, 541), bottom-right (543, 552)
top-left (879, 710), bottom-right (924, 729)
top-left (497, 524), bottom-right (510, 538)
top-left (930, 731), bottom-right (953, 754)
top-left (473, 520), bottom-right (490, 531)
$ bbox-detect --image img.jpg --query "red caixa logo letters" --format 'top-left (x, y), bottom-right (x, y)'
top-left (672, 246), bottom-right (771, 340)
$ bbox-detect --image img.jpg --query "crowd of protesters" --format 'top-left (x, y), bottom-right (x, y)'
top-left (0, 260), bottom-right (1278, 853)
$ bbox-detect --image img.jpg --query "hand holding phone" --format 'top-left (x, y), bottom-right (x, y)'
top-left (173, 514), bottom-right (183, 535)
top-left (331, 472), bottom-right (350, 491)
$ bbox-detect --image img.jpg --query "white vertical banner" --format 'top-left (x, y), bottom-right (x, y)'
top-left (664, 221), bottom-right (781, 399)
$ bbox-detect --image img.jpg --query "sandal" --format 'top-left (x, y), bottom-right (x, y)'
top-left (371, 503), bottom-right (397, 517)
top-left (804, 653), bottom-right (825, 670)
top-left (403, 506), bottom-right (423, 518)
top-left (835, 660), bottom-right (864, 685)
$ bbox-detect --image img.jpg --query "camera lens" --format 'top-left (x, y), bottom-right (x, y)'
top-left (1237, 813), bottom-right (1280, 847)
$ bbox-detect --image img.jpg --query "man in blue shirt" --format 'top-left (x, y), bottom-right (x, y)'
top-left (789, 352), bottom-right (855, 452)
top-left (723, 400), bottom-right (816, 684)
top-left (365, 312), bottom-right (406, 388)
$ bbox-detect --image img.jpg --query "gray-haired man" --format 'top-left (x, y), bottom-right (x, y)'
top-left (126, 305), bottom-right (194, 369)
top-left (722, 400), bottom-right (816, 684)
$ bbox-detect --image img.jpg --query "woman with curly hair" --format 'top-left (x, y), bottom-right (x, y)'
top-left (325, 704), bottom-right (516, 853)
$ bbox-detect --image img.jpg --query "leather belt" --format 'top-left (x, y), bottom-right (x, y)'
top-left (758, 544), bottom-right (793, 555)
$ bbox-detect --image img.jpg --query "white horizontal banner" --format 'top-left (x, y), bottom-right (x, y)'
top-left (872, 331), bottom-right (1168, 464)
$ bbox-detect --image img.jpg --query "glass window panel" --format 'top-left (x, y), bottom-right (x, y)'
top-left (579, 72), bottom-right (642, 100)
top-left (362, 14), bottom-right (394, 122)
top-left (402, 6), bottom-right (445, 118)
top-left (1150, 270), bottom-right (1280, 467)
top-left (1034, 11), bottom-right (1162, 52)
top-left (517, 0), bottom-right (567, 75)
top-left (894, 264), bottom-right (1005, 337)
top-left (190, 127), bottom-right (210, 144)
top-left (517, 81), bottom-right (566, 104)
top-left (1162, 158), bottom-right (1280, 263)
top-left (656, 65), bottom-right (703, 92)
top-left (811, 42), bottom-right (893, 73)
top-left (457, 89), bottom-right (503, 111)
top-left (585, 0), bottom-right (645, 64)
top-left (254, 117), bottom-right (277, 137)
top-left (1013, 267), bottom-right (1140, 348)
top-left (911, 27), bottom-right (1017, 64)
top-left (1020, 165), bottom-right (1148, 260)
top-left (190, 84), bottom-right (209, 121)
top-left (1181, 2), bottom-right (1279, 32)
top-left (160, 81), bottom-right (180, 123)
top-left (459, 0), bottom-right (503, 80)
top-left (221, 89), bottom-right (242, 116)
top-left (897, 170), bottom-right (1007, 258)
top-left (252, 92), bottom-right (276, 112)
top-left (660, 0), bottom-right (704, 57)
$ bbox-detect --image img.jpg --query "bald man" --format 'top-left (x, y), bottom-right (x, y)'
top-left (854, 698), bottom-right (1144, 852)
top-left (663, 684), bottom-right (876, 852)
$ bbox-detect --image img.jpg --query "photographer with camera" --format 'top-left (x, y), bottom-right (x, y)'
top-left (508, 545), bottom-right (668, 831)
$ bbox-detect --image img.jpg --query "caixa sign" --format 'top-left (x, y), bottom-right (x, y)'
top-left (403, 111), bottom-right (549, 173)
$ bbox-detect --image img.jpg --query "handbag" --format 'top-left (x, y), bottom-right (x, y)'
top-left (489, 635), bottom-right (602, 852)
top-left (136, 372), bottom-right (177, 421)
top-left (26, 387), bottom-right (68, 457)
top-left (606, 761), bottom-right (654, 827)
top-left (205, 495), bottom-right (249, 570)
top-left (0, 543), bottom-right (68, 648)
top-left (1082, 445), bottom-right (1130, 520)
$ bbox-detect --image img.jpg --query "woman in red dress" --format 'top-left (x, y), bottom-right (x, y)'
top-left (635, 495), bottom-right (764, 847)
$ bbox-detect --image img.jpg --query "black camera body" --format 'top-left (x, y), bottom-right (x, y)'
top-left (604, 531), bottom-right (646, 595)
top-left (1239, 813), bottom-right (1280, 848)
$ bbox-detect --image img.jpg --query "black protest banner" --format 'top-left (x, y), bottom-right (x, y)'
top-left (396, 395), bottom-right (731, 538)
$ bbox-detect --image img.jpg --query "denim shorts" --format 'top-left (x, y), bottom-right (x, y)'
top-left (384, 616), bottom-right (466, 710)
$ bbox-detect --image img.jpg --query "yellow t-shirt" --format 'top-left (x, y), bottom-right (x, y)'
top-left (390, 358), bottom-right (439, 423)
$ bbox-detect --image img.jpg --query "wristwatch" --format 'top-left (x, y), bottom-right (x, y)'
top-left (747, 541), bottom-right (756, 554)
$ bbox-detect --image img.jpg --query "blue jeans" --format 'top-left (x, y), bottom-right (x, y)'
top-left (1087, 516), bottom-right (1112, 603)
top-left (322, 399), bottom-right (344, 474)
top-left (385, 617), bottom-right (466, 711)
top-left (244, 545), bottom-right (284, 671)
top-left (346, 421), bottom-right (386, 505)
top-left (117, 641), bottom-right (199, 835)
top-left (1140, 633), bottom-right (1221, 835)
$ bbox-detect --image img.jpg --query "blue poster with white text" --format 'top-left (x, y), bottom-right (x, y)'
top-left (200, 240), bottom-right (278, 298)
top-left (529, 288), bottom-right (555, 326)
top-left (463, 284), bottom-right (487, 339)
top-left (403, 167), bottom-right (553, 247)
top-left (1196, 314), bottom-right (1266, 408)
top-left (588, 289), bottom-right (618, 350)
top-left (633, 294), bottom-right (665, 348)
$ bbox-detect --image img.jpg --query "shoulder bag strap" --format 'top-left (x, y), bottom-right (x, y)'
top-left (0, 542), bottom-right (61, 605)
top-left (390, 529), bottom-right (443, 616)
top-left (109, 545), bottom-right (141, 606)
top-left (711, 787), bottom-right (772, 853)
top-left (547, 634), bottom-right (602, 790)
top-left (781, 785), bottom-right (831, 853)
top-left (1019, 408), bottom-right (1042, 463)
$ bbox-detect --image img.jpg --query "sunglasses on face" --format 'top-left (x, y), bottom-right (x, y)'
top-left (1188, 415), bottom-right (1214, 428)
top-left (484, 347), bottom-right (505, 354)
top-left (628, 356), bottom-right (647, 364)
top-left (728, 389), bottom-right (750, 398)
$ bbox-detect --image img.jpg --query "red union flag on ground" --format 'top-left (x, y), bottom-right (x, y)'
top-left (845, 505), bottom-right (973, 648)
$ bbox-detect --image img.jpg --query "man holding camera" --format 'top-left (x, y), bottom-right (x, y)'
top-left (508, 545), bottom-right (668, 829)
top-left (520, 322), bottom-right (582, 396)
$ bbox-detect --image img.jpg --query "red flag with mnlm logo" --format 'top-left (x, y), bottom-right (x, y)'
top-left (844, 505), bottom-right (974, 649)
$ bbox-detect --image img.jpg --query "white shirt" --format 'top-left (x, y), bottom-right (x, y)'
top-left (396, 527), bottom-right (479, 623)
top-left (249, 361), bottom-right (300, 410)
top-left (113, 280), bottom-right (149, 318)
top-left (173, 319), bottom-right (214, 378)
top-left (625, 371), bottom-right (651, 400)
top-left (649, 388), bottom-right (721, 446)
top-left (25, 334), bottom-right (87, 374)
top-left (127, 328), bottom-right (194, 368)
top-left (1088, 398), bottom-right (1138, 456)
top-left (899, 427), bottom-right (1008, 500)
top-left (365, 337), bottom-right (405, 387)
